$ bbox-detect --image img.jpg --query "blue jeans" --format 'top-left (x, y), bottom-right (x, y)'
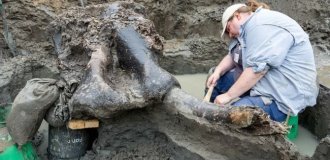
top-left (209, 70), bottom-right (286, 122)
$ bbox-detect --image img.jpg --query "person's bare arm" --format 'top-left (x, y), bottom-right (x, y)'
top-left (214, 67), bottom-right (266, 105)
top-left (207, 54), bottom-right (235, 87)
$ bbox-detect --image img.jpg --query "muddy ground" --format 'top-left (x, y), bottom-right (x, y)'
top-left (0, 0), bottom-right (330, 160)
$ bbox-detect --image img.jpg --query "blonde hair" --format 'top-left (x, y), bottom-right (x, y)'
top-left (236, 0), bottom-right (270, 13)
top-left (246, 0), bottom-right (270, 11)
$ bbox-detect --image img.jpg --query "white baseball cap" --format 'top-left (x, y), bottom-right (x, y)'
top-left (221, 3), bottom-right (246, 39)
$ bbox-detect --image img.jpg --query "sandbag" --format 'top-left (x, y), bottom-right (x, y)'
top-left (6, 78), bottom-right (59, 146)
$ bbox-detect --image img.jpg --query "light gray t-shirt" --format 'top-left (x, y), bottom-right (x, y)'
top-left (236, 8), bottom-right (318, 115)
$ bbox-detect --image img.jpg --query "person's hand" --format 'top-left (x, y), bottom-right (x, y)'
top-left (207, 73), bottom-right (220, 88)
top-left (214, 93), bottom-right (232, 106)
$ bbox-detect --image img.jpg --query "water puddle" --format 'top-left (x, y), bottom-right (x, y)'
top-left (291, 126), bottom-right (319, 156)
top-left (314, 47), bottom-right (330, 88)
top-left (174, 74), bottom-right (319, 157)
top-left (317, 65), bottom-right (330, 88)
top-left (175, 74), bottom-right (207, 100)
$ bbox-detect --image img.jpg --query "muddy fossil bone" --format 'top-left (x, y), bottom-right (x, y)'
top-left (69, 26), bottom-right (179, 118)
top-left (163, 87), bottom-right (288, 135)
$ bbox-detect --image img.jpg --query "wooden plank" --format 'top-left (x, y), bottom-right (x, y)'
top-left (68, 120), bottom-right (85, 129)
top-left (84, 119), bottom-right (99, 128)
top-left (68, 119), bottom-right (99, 130)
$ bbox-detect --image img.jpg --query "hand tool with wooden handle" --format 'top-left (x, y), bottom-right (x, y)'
top-left (203, 85), bottom-right (214, 102)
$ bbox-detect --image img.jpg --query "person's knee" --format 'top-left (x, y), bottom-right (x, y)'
top-left (231, 96), bottom-right (261, 107)
top-left (231, 98), bottom-right (252, 106)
